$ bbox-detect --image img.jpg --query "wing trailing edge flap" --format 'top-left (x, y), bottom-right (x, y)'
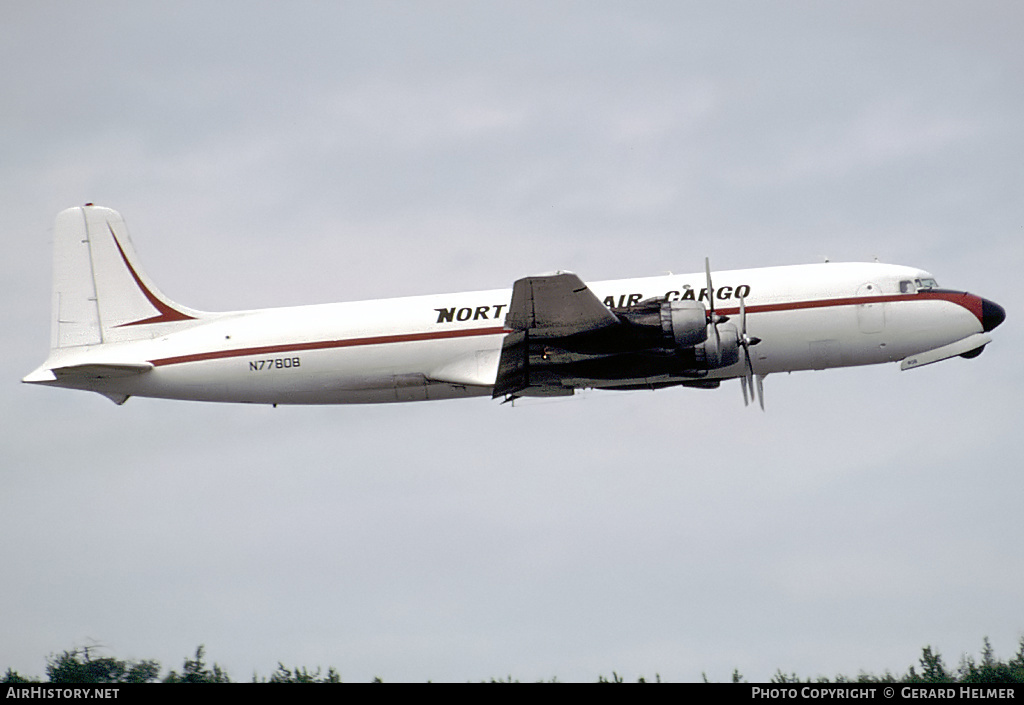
top-left (493, 272), bottom-right (620, 399)
top-left (493, 331), bottom-right (529, 398)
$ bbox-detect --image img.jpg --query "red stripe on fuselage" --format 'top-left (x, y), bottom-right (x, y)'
top-left (150, 326), bottom-right (507, 367)
top-left (148, 290), bottom-right (982, 368)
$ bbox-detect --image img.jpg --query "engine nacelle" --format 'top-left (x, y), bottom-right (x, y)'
top-left (696, 323), bottom-right (740, 369)
top-left (660, 301), bottom-right (708, 348)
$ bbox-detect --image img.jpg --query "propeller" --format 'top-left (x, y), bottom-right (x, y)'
top-left (704, 257), bottom-right (722, 364)
top-left (705, 257), bottom-right (765, 409)
top-left (737, 293), bottom-right (764, 410)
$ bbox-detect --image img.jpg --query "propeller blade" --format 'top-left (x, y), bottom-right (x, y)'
top-left (704, 257), bottom-right (715, 320)
top-left (739, 294), bottom-right (760, 346)
top-left (704, 257), bottom-right (721, 364)
top-left (739, 294), bottom-right (747, 336)
top-left (744, 347), bottom-right (755, 406)
top-left (737, 293), bottom-right (756, 408)
top-left (737, 293), bottom-right (770, 413)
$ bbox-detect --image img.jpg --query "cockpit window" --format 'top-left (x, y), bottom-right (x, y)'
top-left (901, 278), bottom-right (939, 293)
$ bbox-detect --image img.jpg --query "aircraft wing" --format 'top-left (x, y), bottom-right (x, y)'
top-left (503, 272), bottom-right (619, 336)
top-left (493, 272), bottom-right (621, 399)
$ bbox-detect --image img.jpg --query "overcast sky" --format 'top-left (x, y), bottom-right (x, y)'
top-left (2, 1), bottom-right (1022, 682)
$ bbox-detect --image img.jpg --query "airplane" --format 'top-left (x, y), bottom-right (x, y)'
top-left (23, 204), bottom-right (1005, 408)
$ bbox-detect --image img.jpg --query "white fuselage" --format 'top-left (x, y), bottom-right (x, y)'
top-left (36, 261), bottom-right (989, 404)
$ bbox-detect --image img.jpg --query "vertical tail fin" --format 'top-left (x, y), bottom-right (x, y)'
top-left (49, 205), bottom-right (204, 350)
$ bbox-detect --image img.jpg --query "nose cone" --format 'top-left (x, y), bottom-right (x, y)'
top-left (981, 297), bottom-right (1006, 332)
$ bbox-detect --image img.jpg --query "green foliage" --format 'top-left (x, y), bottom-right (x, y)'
top-left (958, 637), bottom-right (1024, 683)
top-left (2, 668), bottom-right (41, 683)
top-left (807, 640), bottom-right (1024, 684)
top-left (263, 664), bottom-right (341, 683)
top-left (45, 647), bottom-right (160, 683)
top-left (771, 669), bottom-right (801, 683)
top-left (163, 645), bottom-right (231, 683)
top-left (593, 672), bottom-right (662, 683)
top-left (3, 637), bottom-right (1024, 682)
top-left (903, 645), bottom-right (950, 683)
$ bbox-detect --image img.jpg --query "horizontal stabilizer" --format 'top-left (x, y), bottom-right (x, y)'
top-left (900, 333), bottom-right (991, 370)
top-left (50, 362), bottom-right (154, 380)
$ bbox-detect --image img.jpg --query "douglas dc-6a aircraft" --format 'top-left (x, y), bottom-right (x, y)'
top-left (24, 205), bottom-right (1005, 408)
